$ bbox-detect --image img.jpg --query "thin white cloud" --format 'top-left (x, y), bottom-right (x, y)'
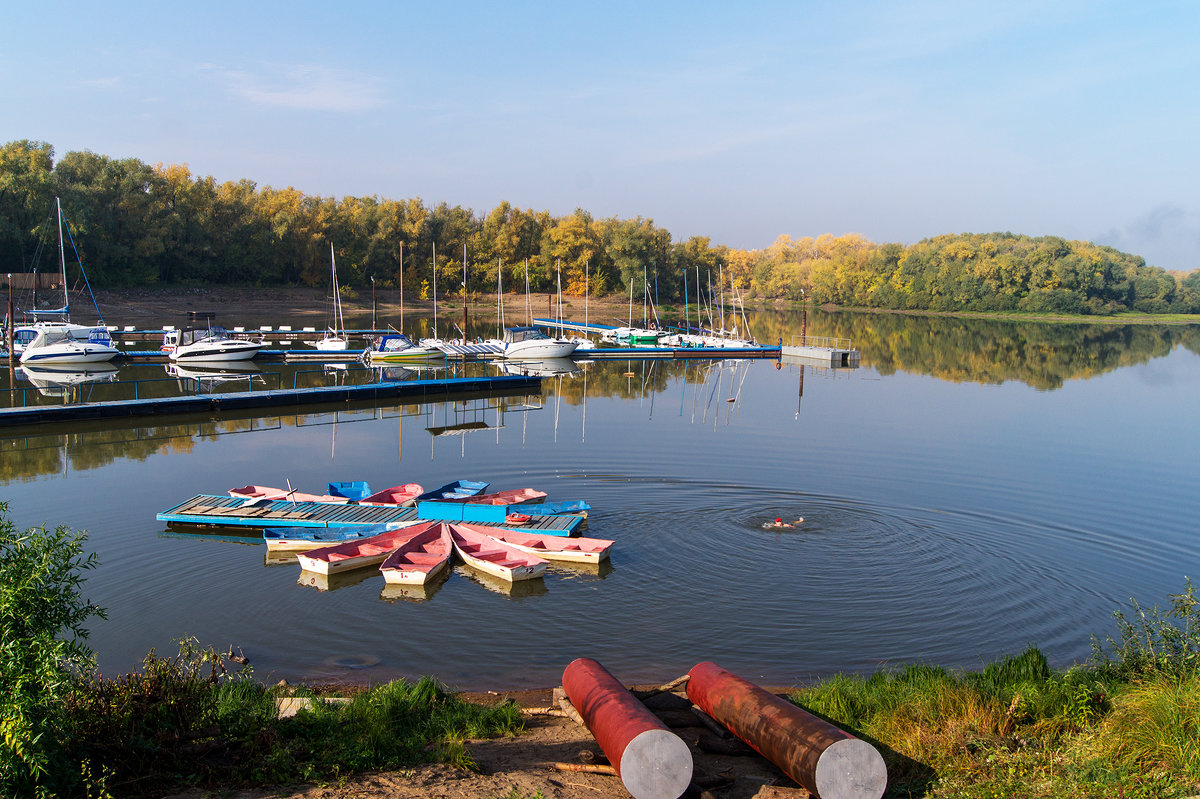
top-left (75, 76), bottom-right (121, 90)
top-left (211, 63), bottom-right (387, 112)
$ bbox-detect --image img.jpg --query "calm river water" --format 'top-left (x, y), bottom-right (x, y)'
top-left (1, 310), bottom-right (1198, 689)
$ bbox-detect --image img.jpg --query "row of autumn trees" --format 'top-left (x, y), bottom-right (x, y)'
top-left (3, 139), bottom-right (1198, 314)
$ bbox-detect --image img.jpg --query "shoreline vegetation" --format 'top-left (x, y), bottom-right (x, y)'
top-left (77, 286), bottom-right (1200, 332)
top-left (4, 508), bottom-right (1200, 798)
top-left (3, 139), bottom-right (1200, 322)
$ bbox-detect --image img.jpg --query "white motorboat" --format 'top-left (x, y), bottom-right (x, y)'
top-left (493, 326), bottom-right (578, 360)
top-left (19, 323), bottom-right (119, 365)
top-left (163, 325), bottom-right (263, 362)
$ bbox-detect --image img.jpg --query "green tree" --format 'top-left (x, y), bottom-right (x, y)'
top-left (0, 140), bottom-right (57, 273)
top-left (0, 504), bottom-right (104, 798)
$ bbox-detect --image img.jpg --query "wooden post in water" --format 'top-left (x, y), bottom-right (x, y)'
top-left (687, 662), bottom-right (886, 799)
top-left (6, 274), bottom-right (13, 404)
top-left (562, 658), bottom-right (692, 799)
top-left (6, 274), bottom-right (13, 364)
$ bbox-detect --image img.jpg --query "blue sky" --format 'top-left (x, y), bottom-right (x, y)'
top-left (3, 1), bottom-right (1198, 269)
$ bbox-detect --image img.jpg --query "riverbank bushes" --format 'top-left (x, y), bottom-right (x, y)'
top-left (3, 139), bottom-right (1198, 314)
top-left (0, 502), bottom-right (104, 799)
top-left (63, 642), bottom-right (523, 796)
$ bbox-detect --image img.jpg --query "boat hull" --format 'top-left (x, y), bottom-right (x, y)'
top-left (463, 523), bottom-right (613, 564)
top-left (171, 341), bottom-right (262, 362)
top-left (379, 525), bottom-right (453, 585)
top-left (19, 344), bottom-right (119, 364)
top-left (447, 524), bottom-right (548, 582)
top-left (296, 523), bottom-right (436, 575)
top-left (502, 340), bottom-right (578, 360)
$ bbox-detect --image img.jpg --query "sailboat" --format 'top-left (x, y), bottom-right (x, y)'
top-left (492, 260), bottom-right (577, 360)
top-left (567, 260), bottom-right (596, 351)
top-left (315, 243), bottom-right (349, 351)
top-left (603, 267), bottom-right (664, 347)
top-left (19, 198), bottom-right (120, 365)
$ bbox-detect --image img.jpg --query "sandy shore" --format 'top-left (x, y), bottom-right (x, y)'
top-left (91, 286), bottom-right (648, 330)
top-left (162, 684), bottom-right (800, 799)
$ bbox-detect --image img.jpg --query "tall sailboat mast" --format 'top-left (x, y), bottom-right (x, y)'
top-left (56, 196), bottom-right (69, 319)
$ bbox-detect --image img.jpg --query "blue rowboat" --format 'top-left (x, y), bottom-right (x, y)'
top-left (520, 500), bottom-right (590, 518)
top-left (413, 480), bottom-right (490, 502)
top-left (326, 481), bottom-right (372, 501)
top-left (263, 521), bottom-right (417, 551)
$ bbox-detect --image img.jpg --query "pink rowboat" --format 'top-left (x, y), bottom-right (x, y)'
top-left (379, 524), bottom-right (453, 586)
top-left (296, 522), bottom-right (438, 575)
top-left (446, 523), bottom-right (548, 582)
top-left (459, 523), bottom-right (614, 564)
top-left (358, 483), bottom-right (425, 506)
top-left (229, 485), bottom-right (349, 504)
top-left (445, 487), bottom-right (548, 506)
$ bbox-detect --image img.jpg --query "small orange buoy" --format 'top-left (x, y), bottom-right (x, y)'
top-left (505, 513), bottom-right (532, 525)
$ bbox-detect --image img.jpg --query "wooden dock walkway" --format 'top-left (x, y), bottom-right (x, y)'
top-left (157, 494), bottom-right (584, 536)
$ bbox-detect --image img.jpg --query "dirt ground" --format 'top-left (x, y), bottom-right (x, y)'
top-left (164, 686), bottom-right (805, 799)
top-left (90, 286), bottom-right (645, 331)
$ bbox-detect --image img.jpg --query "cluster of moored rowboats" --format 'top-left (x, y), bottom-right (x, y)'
top-left (217, 478), bottom-right (612, 593)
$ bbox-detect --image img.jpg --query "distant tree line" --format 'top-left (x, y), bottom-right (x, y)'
top-left (2, 140), bottom-right (1197, 314)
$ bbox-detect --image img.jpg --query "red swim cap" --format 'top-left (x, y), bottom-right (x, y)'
top-left (776, 518), bottom-right (782, 523)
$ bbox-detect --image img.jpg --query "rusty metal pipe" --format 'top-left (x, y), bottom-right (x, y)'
top-left (686, 661), bottom-right (886, 799)
top-left (562, 658), bottom-right (693, 799)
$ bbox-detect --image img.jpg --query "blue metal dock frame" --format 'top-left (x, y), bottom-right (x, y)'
top-left (0, 374), bottom-right (540, 428)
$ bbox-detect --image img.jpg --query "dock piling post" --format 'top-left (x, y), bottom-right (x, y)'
top-left (686, 661), bottom-right (886, 799)
top-left (562, 657), bottom-right (693, 799)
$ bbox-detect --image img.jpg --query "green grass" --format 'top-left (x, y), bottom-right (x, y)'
top-left (787, 582), bottom-right (1200, 798)
top-left (61, 641), bottom-right (524, 797)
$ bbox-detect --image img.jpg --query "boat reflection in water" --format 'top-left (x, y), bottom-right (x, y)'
top-left (379, 570), bottom-right (451, 603)
top-left (495, 357), bottom-right (582, 377)
top-left (264, 550), bottom-right (299, 567)
top-left (297, 567), bottom-right (378, 593)
top-left (455, 565), bottom-right (548, 599)
top-left (164, 361), bottom-right (262, 394)
top-left (371, 366), bottom-right (416, 383)
top-left (546, 559), bottom-right (616, 580)
top-left (18, 363), bottom-right (119, 398)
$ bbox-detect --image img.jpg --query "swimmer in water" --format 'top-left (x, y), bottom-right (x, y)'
top-left (763, 517), bottom-right (805, 529)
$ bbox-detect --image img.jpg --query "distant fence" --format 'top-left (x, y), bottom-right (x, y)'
top-left (2, 273), bottom-right (61, 290)
top-left (788, 335), bottom-right (855, 351)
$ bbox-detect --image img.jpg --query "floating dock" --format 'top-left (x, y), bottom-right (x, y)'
top-left (0, 374), bottom-right (539, 428)
top-left (780, 336), bottom-right (860, 367)
top-left (530, 318), bottom-right (781, 359)
top-left (580, 345), bottom-right (780, 359)
top-left (157, 494), bottom-right (583, 536)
